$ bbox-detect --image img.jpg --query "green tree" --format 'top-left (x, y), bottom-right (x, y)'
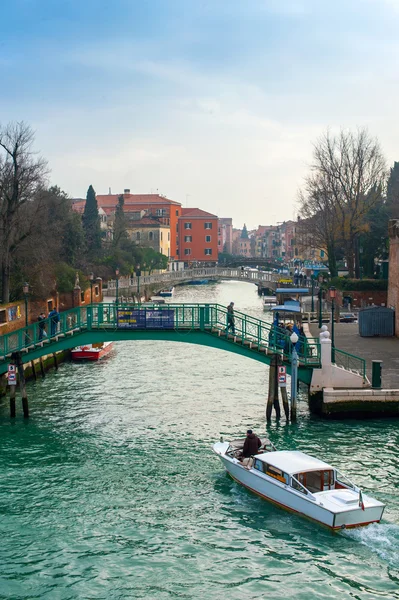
top-left (241, 224), bottom-right (249, 238)
top-left (113, 194), bottom-right (128, 247)
top-left (386, 161), bottom-right (399, 218)
top-left (82, 185), bottom-right (102, 256)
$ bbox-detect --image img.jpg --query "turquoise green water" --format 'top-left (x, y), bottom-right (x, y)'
top-left (0, 281), bottom-right (398, 599)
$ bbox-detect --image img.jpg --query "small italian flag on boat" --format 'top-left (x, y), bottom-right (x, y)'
top-left (359, 489), bottom-right (365, 511)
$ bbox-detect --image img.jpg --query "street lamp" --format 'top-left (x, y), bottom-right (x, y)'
top-left (290, 331), bottom-right (299, 422)
top-left (329, 286), bottom-right (336, 362)
top-left (136, 264), bottom-right (141, 302)
top-left (115, 267), bottom-right (120, 308)
top-left (23, 282), bottom-right (29, 328)
top-left (311, 271), bottom-right (315, 313)
top-left (89, 272), bottom-right (94, 304)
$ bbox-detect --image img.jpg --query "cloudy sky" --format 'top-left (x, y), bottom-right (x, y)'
top-left (1, 0), bottom-right (399, 228)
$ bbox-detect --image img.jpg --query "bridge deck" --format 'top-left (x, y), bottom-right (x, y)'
top-left (0, 303), bottom-right (322, 384)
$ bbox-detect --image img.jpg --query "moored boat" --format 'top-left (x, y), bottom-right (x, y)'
top-left (158, 287), bottom-right (174, 297)
top-left (71, 342), bottom-right (114, 361)
top-left (213, 439), bottom-right (385, 530)
top-left (263, 296), bottom-right (277, 311)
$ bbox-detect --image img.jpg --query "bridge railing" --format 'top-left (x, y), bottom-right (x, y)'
top-left (106, 267), bottom-right (278, 291)
top-left (0, 302), bottom-right (320, 367)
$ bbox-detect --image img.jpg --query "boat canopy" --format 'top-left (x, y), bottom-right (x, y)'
top-left (271, 305), bottom-right (301, 314)
top-left (255, 451), bottom-right (333, 475)
top-left (275, 288), bottom-right (309, 294)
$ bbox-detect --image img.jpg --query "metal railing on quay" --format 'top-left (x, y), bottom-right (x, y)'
top-left (333, 348), bottom-right (367, 379)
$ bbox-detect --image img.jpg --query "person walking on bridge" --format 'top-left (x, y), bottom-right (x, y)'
top-left (227, 301), bottom-right (235, 334)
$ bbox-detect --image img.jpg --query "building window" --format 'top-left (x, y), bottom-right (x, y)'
top-left (205, 248), bottom-right (212, 256)
top-left (136, 232), bottom-right (140, 241)
top-left (205, 235), bottom-right (211, 242)
top-left (184, 235), bottom-right (192, 242)
top-left (149, 231), bottom-right (154, 241)
top-left (184, 222), bottom-right (192, 229)
top-left (184, 248), bottom-right (191, 255)
top-left (218, 240), bottom-right (221, 246)
top-left (204, 222), bottom-right (212, 229)
top-left (168, 232), bottom-right (170, 241)
top-left (0, 309), bottom-right (6, 324)
top-left (176, 210), bottom-right (179, 216)
top-left (161, 232), bottom-right (163, 241)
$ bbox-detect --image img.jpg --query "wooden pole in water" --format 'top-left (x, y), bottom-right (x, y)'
top-left (267, 354), bottom-right (276, 422)
top-left (15, 352), bottom-right (29, 418)
top-left (280, 385), bottom-right (290, 421)
top-left (31, 360), bottom-right (37, 380)
top-left (53, 352), bottom-right (58, 370)
top-left (39, 357), bottom-right (45, 378)
top-left (10, 382), bottom-right (16, 418)
top-left (273, 354), bottom-right (281, 420)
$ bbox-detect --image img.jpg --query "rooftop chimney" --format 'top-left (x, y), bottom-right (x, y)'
top-left (124, 188), bottom-right (130, 194)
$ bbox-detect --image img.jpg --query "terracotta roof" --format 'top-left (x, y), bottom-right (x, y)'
top-left (72, 193), bottom-right (181, 213)
top-left (180, 207), bottom-right (217, 218)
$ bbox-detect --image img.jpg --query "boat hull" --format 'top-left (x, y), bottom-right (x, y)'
top-left (71, 342), bottom-right (114, 361)
top-left (215, 449), bottom-right (384, 530)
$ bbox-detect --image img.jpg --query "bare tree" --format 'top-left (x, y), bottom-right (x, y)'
top-left (297, 173), bottom-right (341, 276)
top-left (308, 128), bottom-right (386, 277)
top-left (0, 122), bottom-right (48, 302)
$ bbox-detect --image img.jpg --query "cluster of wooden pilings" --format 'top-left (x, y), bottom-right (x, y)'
top-left (266, 354), bottom-right (297, 423)
top-left (7, 351), bottom-right (61, 418)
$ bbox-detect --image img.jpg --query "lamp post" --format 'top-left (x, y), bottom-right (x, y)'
top-left (23, 282), bottom-right (29, 345)
top-left (136, 264), bottom-right (141, 303)
top-left (23, 282), bottom-right (29, 328)
top-left (311, 271), bottom-right (315, 313)
top-left (115, 267), bottom-right (120, 309)
top-left (290, 331), bottom-right (299, 422)
top-left (329, 286), bottom-right (336, 362)
top-left (89, 272), bottom-right (94, 304)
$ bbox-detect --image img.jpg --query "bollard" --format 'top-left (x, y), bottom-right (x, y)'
top-left (371, 360), bottom-right (382, 389)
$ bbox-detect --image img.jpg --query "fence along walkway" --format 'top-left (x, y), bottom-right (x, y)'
top-left (0, 303), bottom-right (321, 375)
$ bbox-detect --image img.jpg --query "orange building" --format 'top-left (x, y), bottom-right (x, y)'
top-left (177, 208), bottom-right (218, 264)
top-left (72, 191), bottom-right (182, 258)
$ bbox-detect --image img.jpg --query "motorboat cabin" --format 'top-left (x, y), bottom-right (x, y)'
top-left (213, 441), bottom-right (385, 530)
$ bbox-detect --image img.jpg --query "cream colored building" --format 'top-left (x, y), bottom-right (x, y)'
top-left (127, 216), bottom-right (171, 257)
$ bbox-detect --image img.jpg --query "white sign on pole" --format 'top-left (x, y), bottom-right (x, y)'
top-left (278, 365), bottom-right (287, 387)
top-left (8, 364), bottom-right (16, 373)
top-left (8, 372), bottom-right (17, 385)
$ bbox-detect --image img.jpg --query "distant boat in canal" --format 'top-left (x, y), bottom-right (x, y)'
top-left (71, 342), bottom-right (114, 361)
top-left (213, 438), bottom-right (385, 530)
top-left (158, 287), bottom-right (174, 297)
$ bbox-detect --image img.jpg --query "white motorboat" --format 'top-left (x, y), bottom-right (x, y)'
top-left (213, 439), bottom-right (385, 530)
top-left (263, 296), bottom-right (277, 311)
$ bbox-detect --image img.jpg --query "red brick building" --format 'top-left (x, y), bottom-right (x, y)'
top-left (177, 208), bottom-right (218, 264)
top-left (72, 191), bottom-right (182, 259)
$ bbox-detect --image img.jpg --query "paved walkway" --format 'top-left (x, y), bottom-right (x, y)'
top-left (309, 323), bottom-right (399, 389)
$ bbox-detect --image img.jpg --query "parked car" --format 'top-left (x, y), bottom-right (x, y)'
top-left (339, 312), bottom-right (357, 323)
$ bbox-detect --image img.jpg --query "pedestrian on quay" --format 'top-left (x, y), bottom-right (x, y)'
top-left (38, 312), bottom-right (47, 341)
top-left (227, 301), bottom-right (235, 334)
top-left (48, 307), bottom-right (60, 337)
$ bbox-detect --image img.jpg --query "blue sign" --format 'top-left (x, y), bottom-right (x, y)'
top-left (117, 309), bottom-right (174, 329)
top-left (117, 309), bottom-right (146, 329)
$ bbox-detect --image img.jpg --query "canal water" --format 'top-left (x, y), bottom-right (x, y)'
top-left (0, 281), bottom-right (398, 599)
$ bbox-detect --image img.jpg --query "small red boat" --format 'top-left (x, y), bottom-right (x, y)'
top-left (71, 342), bottom-right (114, 361)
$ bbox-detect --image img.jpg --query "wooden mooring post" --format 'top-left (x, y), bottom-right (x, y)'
top-left (267, 354), bottom-right (281, 422)
top-left (9, 381), bottom-right (16, 418)
top-left (15, 352), bottom-right (29, 418)
top-left (267, 354), bottom-right (290, 422)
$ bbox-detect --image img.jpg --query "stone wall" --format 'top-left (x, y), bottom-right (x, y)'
top-left (388, 219), bottom-right (399, 336)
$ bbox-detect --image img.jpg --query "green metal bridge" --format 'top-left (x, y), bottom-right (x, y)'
top-left (0, 303), bottom-right (365, 385)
